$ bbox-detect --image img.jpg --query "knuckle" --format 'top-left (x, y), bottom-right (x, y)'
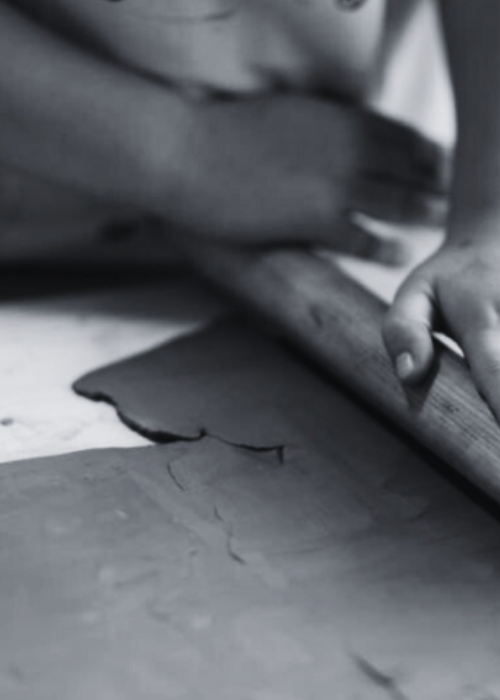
top-left (343, 228), bottom-right (379, 258)
top-left (383, 314), bottom-right (415, 348)
top-left (373, 238), bottom-right (408, 266)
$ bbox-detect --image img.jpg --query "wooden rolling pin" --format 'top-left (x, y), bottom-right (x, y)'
top-left (177, 240), bottom-right (500, 502)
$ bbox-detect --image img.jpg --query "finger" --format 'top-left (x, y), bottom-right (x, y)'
top-left (364, 113), bottom-right (452, 194)
top-left (351, 176), bottom-right (449, 228)
top-left (383, 275), bottom-right (437, 384)
top-left (319, 217), bottom-right (410, 266)
top-left (458, 327), bottom-right (500, 421)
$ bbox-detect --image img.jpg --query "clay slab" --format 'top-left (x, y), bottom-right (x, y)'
top-left (1, 432), bottom-right (500, 698)
top-left (74, 318), bottom-right (390, 449)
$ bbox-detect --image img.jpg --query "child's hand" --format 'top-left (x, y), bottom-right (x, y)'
top-left (168, 94), bottom-right (448, 263)
top-left (383, 207), bottom-right (500, 419)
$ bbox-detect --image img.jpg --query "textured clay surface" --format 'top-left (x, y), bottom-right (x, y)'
top-left (2, 433), bottom-right (500, 698)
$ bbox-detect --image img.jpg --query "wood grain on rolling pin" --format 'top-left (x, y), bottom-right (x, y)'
top-left (178, 240), bottom-right (500, 502)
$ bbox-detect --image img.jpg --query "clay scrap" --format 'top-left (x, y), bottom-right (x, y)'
top-left (74, 318), bottom-right (385, 450)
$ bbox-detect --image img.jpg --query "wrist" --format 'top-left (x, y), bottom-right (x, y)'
top-left (446, 196), bottom-right (500, 245)
top-left (449, 144), bottom-right (500, 224)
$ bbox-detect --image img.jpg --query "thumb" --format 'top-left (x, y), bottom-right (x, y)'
top-left (383, 273), bottom-right (437, 385)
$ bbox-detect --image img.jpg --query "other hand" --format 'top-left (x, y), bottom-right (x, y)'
top-left (384, 207), bottom-right (500, 419)
top-left (167, 94), bottom-right (449, 264)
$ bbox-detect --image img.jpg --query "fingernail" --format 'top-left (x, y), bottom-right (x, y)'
top-left (396, 352), bottom-right (415, 381)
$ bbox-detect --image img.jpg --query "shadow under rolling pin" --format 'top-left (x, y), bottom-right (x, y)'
top-left (177, 240), bottom-right (500, 504)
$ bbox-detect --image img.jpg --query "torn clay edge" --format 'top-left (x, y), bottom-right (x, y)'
top-left (73, 382), bottom-right (287, 464)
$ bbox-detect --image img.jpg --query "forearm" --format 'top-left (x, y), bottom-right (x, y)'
top-left (440, 0), bottom-right (500, 220)
top-left (0, 2), bottom-right (192, 213)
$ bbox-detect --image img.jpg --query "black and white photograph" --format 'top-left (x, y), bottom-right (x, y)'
top-left (0, 1), bottom-right (499, 698)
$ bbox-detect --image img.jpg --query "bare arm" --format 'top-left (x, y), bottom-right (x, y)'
top-left (440, 0), bottom-right (500, 221)
top-left (0, 0), bottom-right (447, 260)
top-left (384, 1), bottom-right (500, 422)
top-left (0, 1), bottom-right (191, 210)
